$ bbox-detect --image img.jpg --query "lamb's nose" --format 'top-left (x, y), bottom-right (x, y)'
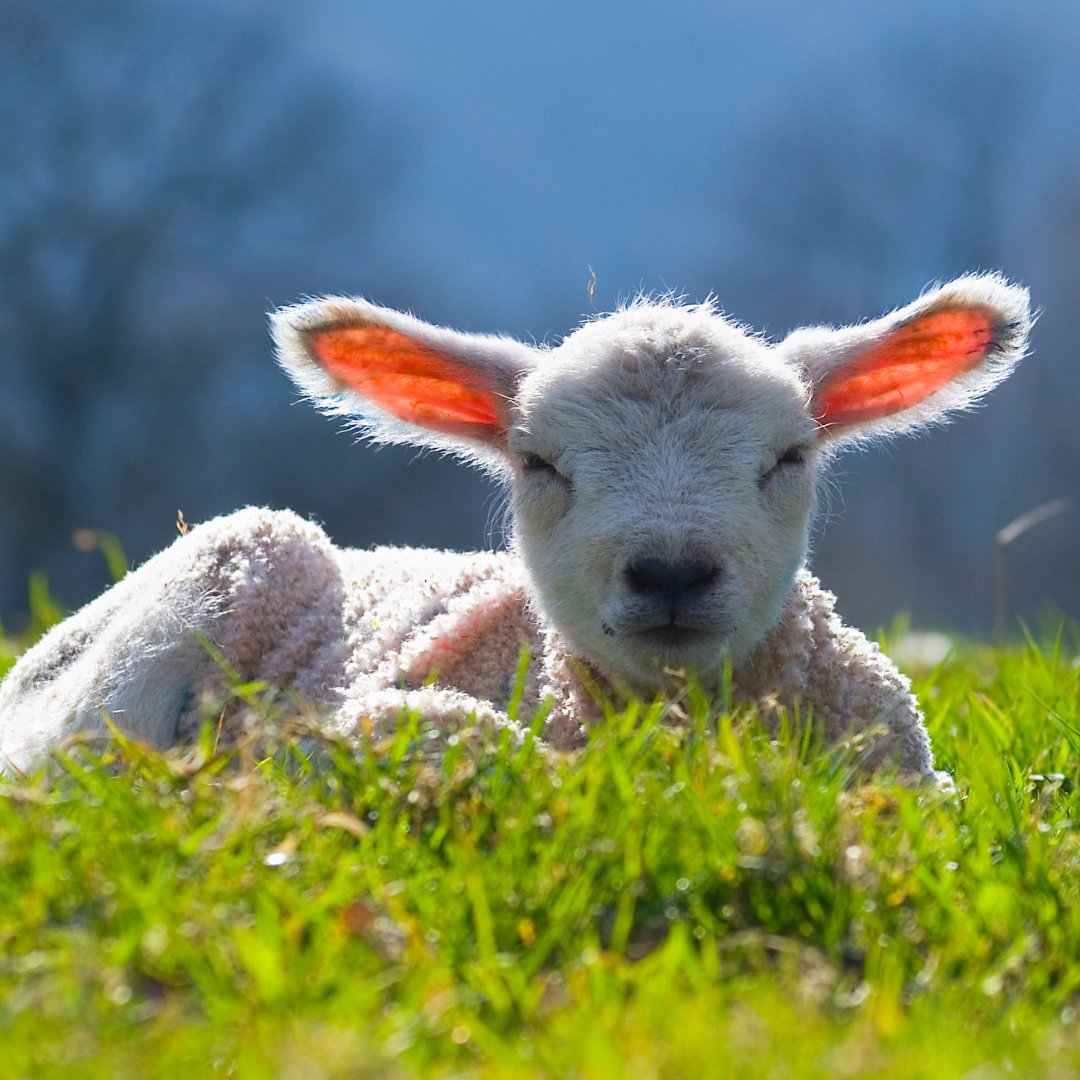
top-left (625, 557), bottom-right (720, 598)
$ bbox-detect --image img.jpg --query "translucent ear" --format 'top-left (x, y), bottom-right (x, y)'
top-left (271, 296), bottom-right (538, 467)
top-left (778, 274), bottom-right (1031, 445)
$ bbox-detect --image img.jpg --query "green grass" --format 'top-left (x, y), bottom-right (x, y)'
top-left (2, 597), bottom-right (1080, 1077)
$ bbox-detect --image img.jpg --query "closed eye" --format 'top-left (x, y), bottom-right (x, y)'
top-left (522, 452), bottom-right (557, 475)
top-left (775, 446), bottom-right (807, 467)
top-left (759, 445), bottom-right (811, 487)
top-left (520, 453), bottom-right (572, 489)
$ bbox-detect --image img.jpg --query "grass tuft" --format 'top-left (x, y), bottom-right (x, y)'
top-left (2, 614), bottom-right (1080, 1077)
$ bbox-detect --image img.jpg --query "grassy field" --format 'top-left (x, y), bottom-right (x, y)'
top-left (2, 585), bottom-right (1080, 1078)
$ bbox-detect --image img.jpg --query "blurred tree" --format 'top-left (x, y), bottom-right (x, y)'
top-left (0, 0), bottom-right (395, 617)
top-left (720, 29), bottom-right (1035, 330)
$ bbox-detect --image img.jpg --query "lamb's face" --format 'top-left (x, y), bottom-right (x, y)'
top-left (508, 306), bottom-right (819, 694)
top-left (277, 274), bottom-right (1029, 694)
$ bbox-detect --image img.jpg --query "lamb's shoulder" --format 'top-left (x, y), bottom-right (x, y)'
top-left (734, 568), bottom-right (937, 777)
top-left (175, 509), bottom-right (543, 733)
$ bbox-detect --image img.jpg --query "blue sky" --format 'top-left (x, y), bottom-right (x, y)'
top-left (281, 0), bottom-right (1080, 331)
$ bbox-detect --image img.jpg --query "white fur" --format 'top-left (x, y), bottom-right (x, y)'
top-left (0, 274), bottom-right (1030, 781)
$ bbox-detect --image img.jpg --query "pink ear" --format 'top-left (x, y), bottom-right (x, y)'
top-left (814, 308), bottom-right (997, 428)
top-left (309, 325), bottom-right (507, 441)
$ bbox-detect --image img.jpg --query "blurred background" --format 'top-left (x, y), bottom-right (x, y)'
top-left (1, 0), bottom-right (1077, 636)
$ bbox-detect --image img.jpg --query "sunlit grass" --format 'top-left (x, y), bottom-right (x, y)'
top-left (2, 599), bottom-right (1080, 1077)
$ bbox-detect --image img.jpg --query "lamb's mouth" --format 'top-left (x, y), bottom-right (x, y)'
top-left (634, 625), bottom-right (714, 650)
top-left (611, 616), bottom-right (731, 661)
top-left (601, 614), bottom-right (730, 660)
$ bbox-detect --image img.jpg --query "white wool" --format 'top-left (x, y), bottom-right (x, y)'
top-left (0, 507), bottom-right (932, 778)
top-left (0, 273), bottom-right (1031, 783)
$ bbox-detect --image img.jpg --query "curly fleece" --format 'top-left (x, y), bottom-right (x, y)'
top-left (0, 506), bottom-right (935, 780)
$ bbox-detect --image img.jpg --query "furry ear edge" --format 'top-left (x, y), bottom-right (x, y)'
top-left (271, 296), bottom-right (539, 466)
top-left (778, 273), bottom-right (1032, 446)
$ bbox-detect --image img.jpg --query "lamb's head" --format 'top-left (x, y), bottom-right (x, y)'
top-left (272, 273), bottom-right (1030, 694)
top-left (506, 304), bottom-right (817, 689)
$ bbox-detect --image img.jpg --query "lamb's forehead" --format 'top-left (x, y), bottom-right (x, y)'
top-left (518, 301), bottom-right (808, 427)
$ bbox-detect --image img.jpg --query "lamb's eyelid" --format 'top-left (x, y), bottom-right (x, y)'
top-left (521, 451), bottom-right (558, 470)
top-left (776, 444), bottom-right (812, 464)
top-left (761, 444), bottom-right (812, 478)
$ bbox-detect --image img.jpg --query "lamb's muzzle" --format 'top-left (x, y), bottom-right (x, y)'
top-left (0, 272), bottom-right (1032, 784)
top-left (624, 555), bottom-right (721, 603)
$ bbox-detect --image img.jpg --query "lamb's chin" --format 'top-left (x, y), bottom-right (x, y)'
top-left (594, 630), bottom-right (730, 694)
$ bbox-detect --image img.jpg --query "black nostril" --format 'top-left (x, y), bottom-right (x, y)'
top-left (625, 558), bottom-right (719, 596)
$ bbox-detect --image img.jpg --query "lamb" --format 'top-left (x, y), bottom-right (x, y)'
top-left (0, 273), bottom-right (1030, 782)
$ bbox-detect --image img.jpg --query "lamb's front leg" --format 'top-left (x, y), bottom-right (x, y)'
top-left (0, 507), bottom-right (344, 776)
